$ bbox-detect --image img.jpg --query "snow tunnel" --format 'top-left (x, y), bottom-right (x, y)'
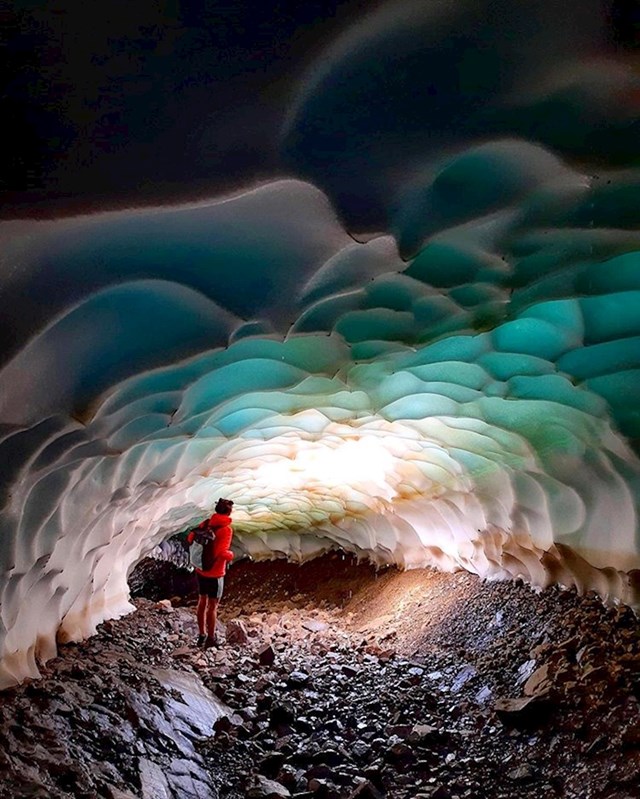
top-left (1, 0), bottom-right (640, 690)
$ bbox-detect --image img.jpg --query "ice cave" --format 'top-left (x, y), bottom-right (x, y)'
top-left (1, 0), bottom-right (640, 696)
top-left (3, 2), bottom-right (640, 797)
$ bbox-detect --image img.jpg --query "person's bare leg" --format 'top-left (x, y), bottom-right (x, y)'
top-left (196, 595), bottom-right (207, 644)
top-left (205, 598), bottom-right (220, 647)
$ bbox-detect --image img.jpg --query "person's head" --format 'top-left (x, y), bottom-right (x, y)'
top-left (215, 497), bottom-right (234, 516)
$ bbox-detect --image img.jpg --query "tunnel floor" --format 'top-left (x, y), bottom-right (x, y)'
top-left (1, 555), bottom-right (640, 799)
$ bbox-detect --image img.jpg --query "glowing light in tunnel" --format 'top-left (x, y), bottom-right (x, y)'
top-left (253, 436), bottom-right (396, 494)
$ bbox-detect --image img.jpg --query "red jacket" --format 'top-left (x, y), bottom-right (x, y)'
top-left (187, 513), bottom-right (234, 578)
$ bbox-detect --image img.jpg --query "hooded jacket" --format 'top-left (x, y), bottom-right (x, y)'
top-left (187, 512), bottom-right (234, 578)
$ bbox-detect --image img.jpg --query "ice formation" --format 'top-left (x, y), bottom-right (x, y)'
top-left (2, 1), bottom-right (640, 688)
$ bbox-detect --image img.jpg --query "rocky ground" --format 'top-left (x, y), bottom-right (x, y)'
top-left (1, 553), bottom-right (640, 799)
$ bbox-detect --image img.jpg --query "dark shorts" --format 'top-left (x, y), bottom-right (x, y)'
top-left (196, 574), bottom-right (224, 599)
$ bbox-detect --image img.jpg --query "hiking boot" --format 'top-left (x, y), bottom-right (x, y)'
top-left (196, 634), bottom-right (206, 647)
top-left (204, 637), bottom-right (218, 650)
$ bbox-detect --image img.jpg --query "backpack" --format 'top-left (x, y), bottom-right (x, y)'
top-left (189, 531), bottom-right (215, 571)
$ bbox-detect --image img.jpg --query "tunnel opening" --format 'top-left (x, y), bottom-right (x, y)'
top-left (129, 533), bottom-right (199, 605)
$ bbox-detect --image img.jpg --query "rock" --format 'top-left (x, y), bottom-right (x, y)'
top-left (384, 742), bottom-right (415, 766)
top-left (506, 763), bottom-right (536, 782)
top-left (151, 667), bottom-right (232, 739)
top-left (621, 722), bottom-right (640, 746)
top-left (258, 751), bottom-right (287, 778)
top-left (246, 774), bottom-right (291, 798)
top-left (307, 777), bottom-right (340, 797)
top-left (306, 764), bottom-right (336, 781)
top-left (421, 787), bottom-right (451, 799)
top-left (240, 705), bottom-right (258, 721)
top-left (167, 773), bottom-right (214, 798)
top-left (556, 635), bottom-right (580, 654)
top-left (302, 620), bottom-right (329, 633)
top-left (106, 787), bottom-right (138, 799)
top-left (171, 646), bottom-right (193, 659)
top-left (311, 748), bottom-right (344, 767)
top-left (475, 686), bottom-right (492, 704)
top-left (139, 758), bottom-right (172, 799)
top-left (523, 663), bottom-right (551, 697)
top-left (491, 610), bottom-right (505, 628)
top-left (226, 619), bottom-right (249, 645)
top-left (385, 723), bottom-right (413, 738)
top-left (347, 781), bottom-right (384, 799)
top-left (277, 764), bottom-right (300, 789)
top-left (257, 693), bottom-right (274, 711)
top-left (165, 758), bottom-right (216, 798)
top-left (517, 660), bottom-right (537, 685)
top-left (409, 724), bottom-right (440, 742)
top-left (363, 763), bottom-right (384, 784)
top-left (323, 717), bottom-right (344, 734)
top-left (168, 758), bottom-right (211, 786)
top-left (341, 665), bottom-right (359, 678)
top-left (619, 653), bottom-right (640, 671)
top-left (451, 665), bottom-right (477, 693)
top-left (259, 644), bottom-right (276, 666)
top-left (294, 716), bottom-right (314, 734)
top-left (213, 714), bottom-right (244, 733)
top-left (580, 664), bottom-right (615, 685)
top-left (494, 695), bottom-right (552, 727)
top-left (288, 670), bottom-right (311, 688)
top-left (351, 741), bottom-right (371, 759)
top-left (270, 701), bottom-right (296, 728)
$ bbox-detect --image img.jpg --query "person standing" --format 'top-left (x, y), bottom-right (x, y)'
top-left (187, 498), bottom-right (234, 648)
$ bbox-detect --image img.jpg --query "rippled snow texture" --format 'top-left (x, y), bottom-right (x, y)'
top-left (2, 3), bottom-right (640, 686)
